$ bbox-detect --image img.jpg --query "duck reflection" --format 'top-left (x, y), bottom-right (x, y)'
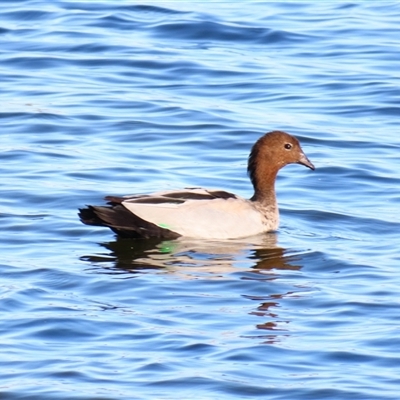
top-left (81, 233), bottom-right (304, 343)
top-left (81, 233), bottom-right (301, 275)
top-left (243, 290), bottom-right (303, 344)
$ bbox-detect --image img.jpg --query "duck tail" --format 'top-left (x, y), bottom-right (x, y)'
top-left (78, 205), bottom-right (180, 239)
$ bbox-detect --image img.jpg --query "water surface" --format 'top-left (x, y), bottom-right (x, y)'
top-left (1, 1), bottom-right (400, 399)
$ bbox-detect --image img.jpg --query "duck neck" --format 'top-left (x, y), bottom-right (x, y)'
top-left (250, 165), bottom-right (279, 209)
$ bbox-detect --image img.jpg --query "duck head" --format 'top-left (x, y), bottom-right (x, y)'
top-left (248, 130), bottom-right (314, 202)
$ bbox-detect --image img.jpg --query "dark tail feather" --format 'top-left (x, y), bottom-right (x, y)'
top-left (78, 206), bottom-right (106, 226)
top-left (78, 205), bottom-right (180, 239)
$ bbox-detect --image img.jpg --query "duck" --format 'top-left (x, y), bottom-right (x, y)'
top-left (79, 130), bottom-right (315, 240)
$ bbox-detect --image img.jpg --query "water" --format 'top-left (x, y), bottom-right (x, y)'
top-left (1, 1), bottom-right (400, 399)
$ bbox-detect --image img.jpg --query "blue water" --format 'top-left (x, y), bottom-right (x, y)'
top-left (1, 1), bottom-right (400, 399)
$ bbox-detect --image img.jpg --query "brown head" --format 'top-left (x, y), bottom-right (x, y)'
top-left (248, 131), bottom-right (314, 202)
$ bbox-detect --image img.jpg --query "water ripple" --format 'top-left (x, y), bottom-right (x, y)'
top-left (1, 1), bottom-right (400, 399)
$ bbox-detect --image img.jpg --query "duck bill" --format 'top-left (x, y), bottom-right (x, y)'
top-left (298, 152), bottom-right (315, 170)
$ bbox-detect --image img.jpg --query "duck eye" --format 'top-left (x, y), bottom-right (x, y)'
top-left (284, 143), bottom-right (292, 150)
